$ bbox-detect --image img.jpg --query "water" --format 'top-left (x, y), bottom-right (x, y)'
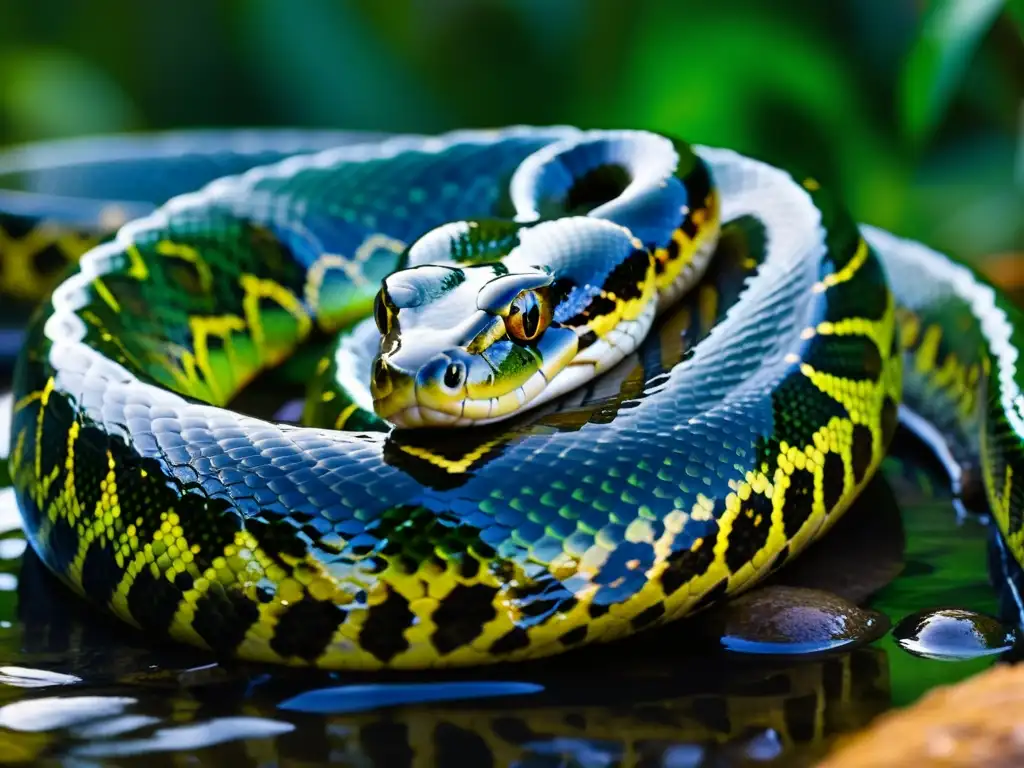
top-left (0, 391), bottom-right (1009, 767)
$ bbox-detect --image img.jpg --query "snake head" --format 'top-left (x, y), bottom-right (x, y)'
top-left (369, 216), bottom-right (654, 429)
top-left (370, 258), bottom-right (580, 428)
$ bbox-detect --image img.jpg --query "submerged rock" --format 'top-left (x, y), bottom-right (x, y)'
top-left (710, 585), bottom-right (889, 655)
top-left (820, 662), bottom-right (1024, 767)
top-left (894, 608), bottom-right (1015, 661)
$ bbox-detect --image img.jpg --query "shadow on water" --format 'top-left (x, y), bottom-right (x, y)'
top-left (0, 215), bottom-right (1013, 766)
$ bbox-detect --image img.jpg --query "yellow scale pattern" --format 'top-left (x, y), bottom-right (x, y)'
top-left (5, 164), bottom-right (908, 670)
top-left (0, 218), bottom-right (98, 299)
top-left (380, 234), bottom-right (901, 667)
top-left (6, 236), bottom-right (344, 662)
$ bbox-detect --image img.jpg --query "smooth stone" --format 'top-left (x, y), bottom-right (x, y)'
top-left (711, 585), bottom-right (889, 655)
top-left (893, 608), bottom-right (1015, 660)
top-left (820, 663), bottom-right (1024, 767)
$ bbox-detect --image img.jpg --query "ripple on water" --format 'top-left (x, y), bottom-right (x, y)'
top-left (893, 608), bottom-right (1016, 660)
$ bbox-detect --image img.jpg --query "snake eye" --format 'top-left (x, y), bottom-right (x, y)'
top-left (373, 290), bottom-right (391, 335)
top-left (443, 362), bottom-right (465, 390)
top-left (505, 289), bottom-right (552, 343)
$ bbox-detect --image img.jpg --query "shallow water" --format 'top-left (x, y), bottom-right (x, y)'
top-left (0, 396), bottom-right (1011, 767)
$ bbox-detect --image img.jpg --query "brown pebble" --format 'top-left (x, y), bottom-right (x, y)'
top-left (820, 663), bottom-right (1024, 767)
top-left (712, 585), bottom-right (888, 654)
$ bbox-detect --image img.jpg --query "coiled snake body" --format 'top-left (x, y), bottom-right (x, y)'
top-left (3, 127), bottom-right (1022, 669)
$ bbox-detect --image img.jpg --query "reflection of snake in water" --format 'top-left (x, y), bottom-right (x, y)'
top-left (12, 539), bottom-right (889, 766)
top-left (2, 128), bottom-right (1021, 669)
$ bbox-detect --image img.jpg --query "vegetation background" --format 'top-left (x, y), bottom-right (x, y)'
top-left (0, 0), bottom-right (1020, 282)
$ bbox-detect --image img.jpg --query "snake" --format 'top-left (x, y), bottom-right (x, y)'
top-left (2, 127), bottom-right (1021, 670)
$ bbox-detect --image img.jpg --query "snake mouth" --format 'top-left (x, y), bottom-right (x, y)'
top-left (371, 329), bottom-right (582, 429)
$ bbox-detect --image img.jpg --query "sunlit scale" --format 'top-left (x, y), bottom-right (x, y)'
top-left (2, 127), bottom-right (1022, 672)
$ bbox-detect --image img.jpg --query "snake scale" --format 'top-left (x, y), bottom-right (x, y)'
top-left (2, 127), bottom-right (1021, 670)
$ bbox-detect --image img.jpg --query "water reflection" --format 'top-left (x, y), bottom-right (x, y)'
top-left (0, 492), bottom-right (902, 766)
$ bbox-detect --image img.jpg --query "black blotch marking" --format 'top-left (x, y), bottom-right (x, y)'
top-left (359, 721), bottom-right (413, 768)
top-left (771, 371), bottom-right (850, 449)
top-left (682, 155), bottom-right (714, 216)
top-left (360, 589), bottom-right (413, 664)
top-left (37, 396), bottom-right (75, 503)
top-left (604, 249), bottom-right (651, 303)
top-left (666, 235), bottom-right (681, 261)
top-left (851, 424), bottom-right (874, 484)
top-left (584, 295), bottom-right (616, 321)
top-left (690, 577), bottom-right (729, 613)
top-left (431, 584), bottom-right (499, 655)
top-left (125, 567), bottom-right (181, 635)
top-left (434, 722), bottom-right (494, 768)
top-left (577, 329), bottom-right (598, 350)
top-left (192, 587), bottom-right (260, 655)
top-left (490, 627), bottom-right (530, 655)
top-left (823, 656), bottom-right (844, 699)
top-left (564, 713), bottom-right (586, 730)
top-left (769, 544), bottom-right (791, 573)
top-left (823, 452), bottom-right (846, 513)
top-left (881, 395), bottom-right (899, 447)
top-left (692, 696), bottom-right (731, 734)
top-left (822, 245), bottom-right (890, 323)
top-left (492, 716), bottom-right (538, 744)
top-left (806, 334), bottom-right (883, 382)
top-left (458, 555), bottom-right (480, 580)
top-left (0, 212), bottom-right (35, 239)
top-left (724, 491), bottom-right (774, 573)
top-left (168, 262), bottom-right (207, 295)
top-left (46, 516), bottom-right (79, 574)
top-left (269, 598), bottom-right (346, 662)
top-left (559, 626), bottom-right (588, 646)
top-left (784, 693), bottom-right (820, 743)
top-left (174, 571), bottom-right (194, 592)
top-left (661, 524), bottom-right (719, 596)
top-left (631, 601), bottom-right (665, 630)
top-left (783, 467), bottom-right (815, 539)
top-left (80, 539), bottom-right (122, 605)
top-left (32, 244), bottom-right (70, 277)
top-left (588, 602), bottom-right (610, 619)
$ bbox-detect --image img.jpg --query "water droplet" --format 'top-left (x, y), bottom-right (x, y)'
top-left (711, 585), bottom-right (889, 655)
top-left (894, 608), bottom-right (1015, 660)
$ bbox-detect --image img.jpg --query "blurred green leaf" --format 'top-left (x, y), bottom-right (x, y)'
top-left (1009, 0), bottom-right (1024, 32)
top-left (0, 49), bottom-right (139, 141)
top-left (900, 0), bottom-right (1006, 145)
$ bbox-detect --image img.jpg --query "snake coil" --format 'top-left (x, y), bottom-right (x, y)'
top-left (2, 127), bottom-right (1021, 669)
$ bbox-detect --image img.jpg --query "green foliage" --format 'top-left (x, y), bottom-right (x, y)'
top-left (900, 0), bottom-right (1008, 145)
top-left (0, 0), bottom-right (1019, 265)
